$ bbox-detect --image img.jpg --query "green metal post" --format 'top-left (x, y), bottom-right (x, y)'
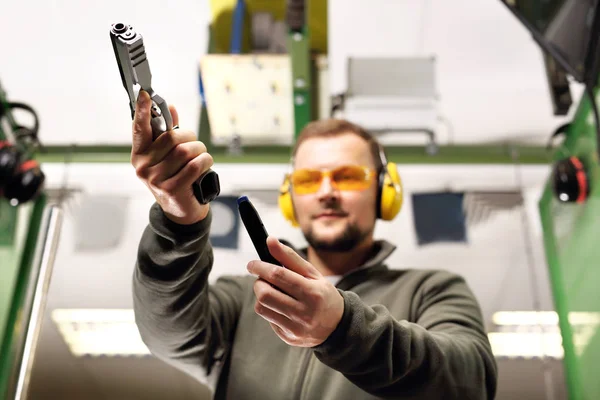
top-left (538, 84), bottom-right (600, 400)
top-left (198, 26), bottom-right (215, 150)
top-left (0, 82), bottom-right (18, 246)
top-left (0, 199), bottom-right (18, 246)
top-left (0, 82), bottom-right (19, 136)
top-left (0, 81), bottom-right (34, 161)
top-left (0, 80), bottom-right (39, 246)
top-left (287, 0), bottom-right (313, 139)
top-left (0, 194), bottom-right (47, 399)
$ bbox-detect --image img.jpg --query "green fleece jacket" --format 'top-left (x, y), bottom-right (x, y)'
top-left (132, 203), bottom-right (498, 400)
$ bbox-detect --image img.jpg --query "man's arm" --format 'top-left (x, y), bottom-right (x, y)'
top-left (312, 270), bottom-right (497, 400)
top-left (132, 203), bottom-right (246, 380)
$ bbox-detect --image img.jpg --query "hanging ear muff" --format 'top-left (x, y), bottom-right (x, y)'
top-left (0, 141), bottom-right (21, 188)
top-left (278, 174), bottom-right (299, 227)
top-left (4, 159), bottom-right (45, 204)
top-left (377, 161), bottom-right (403, 220)
top-left (551, 156), bottom-right (590, 203)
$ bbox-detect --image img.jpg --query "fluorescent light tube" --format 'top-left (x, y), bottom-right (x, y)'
top-left (51, 309), bottom-right (150, 357)
top-left (51, 309), bottom-right (599, 359)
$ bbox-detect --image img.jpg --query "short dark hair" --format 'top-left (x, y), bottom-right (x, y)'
top-left (291, 119), bottom-right (384, 171)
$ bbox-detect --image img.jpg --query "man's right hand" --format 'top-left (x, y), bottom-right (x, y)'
top-left (131, 90), bottom-right (212, 225)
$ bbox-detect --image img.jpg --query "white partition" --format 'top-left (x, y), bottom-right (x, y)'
top-left (0, 0), bottom-right (210, 145)
top-left (328, 0), bottom-right (582, 145)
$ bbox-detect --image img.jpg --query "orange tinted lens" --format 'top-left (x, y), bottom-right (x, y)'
top-left (331, 165), bottom-right (373, 190)
top-left (290, 169), bottom-right (323, 194)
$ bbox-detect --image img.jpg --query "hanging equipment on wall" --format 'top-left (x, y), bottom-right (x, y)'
top-left (0, 80), bottom-right (45, 205)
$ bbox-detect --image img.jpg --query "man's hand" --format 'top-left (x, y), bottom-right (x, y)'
top-left (247, 237), bottom-right (345, 347)
top-left (131, 90), bottom-right (213, 225)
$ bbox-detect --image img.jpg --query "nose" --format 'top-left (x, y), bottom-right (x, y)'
top-left (316, 176), bottom-right (338, 200)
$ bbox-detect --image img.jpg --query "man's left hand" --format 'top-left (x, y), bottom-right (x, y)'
top-left (247, 237), bottom-right (344, 348)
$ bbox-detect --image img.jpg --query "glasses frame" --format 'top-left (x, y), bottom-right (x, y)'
top-left (289, 164), bottom-right (377, 195)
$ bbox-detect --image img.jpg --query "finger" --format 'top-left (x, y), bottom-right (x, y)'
top-left (247, 260), bottom-right (306, 300)
top-left (132, 90), bottom-right (153, 155)
top-left (168, 104), bottom-right (179, 127)
top-left (161, 152), bottom-right (213, 193)
top-left (254, 278), bottom-right (303, 318)
top-left (145, 129), bottom-right (198, 167)
top-left (267, 236), bottom-right (321, 279)
top-left (254, 301), bottom-right (298, 335)
top-left (146, 141), bottom-right (208, 184)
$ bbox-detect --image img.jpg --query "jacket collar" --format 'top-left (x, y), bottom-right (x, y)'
top-left (280, 239), bottom-right (397, 290)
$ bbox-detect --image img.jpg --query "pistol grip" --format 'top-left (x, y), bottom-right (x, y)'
top-left (193, 169), bottom-right (221, 204)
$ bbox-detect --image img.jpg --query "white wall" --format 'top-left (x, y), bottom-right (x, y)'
top-left (0, 0), bottom-right (582, 146)
top-left (0, 0), bottom-right (211, 145)
top-left (329, 0), bottom-right (582, 145)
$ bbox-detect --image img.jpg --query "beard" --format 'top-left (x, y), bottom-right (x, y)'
top-left (303, 221), bottom-right (370, 252)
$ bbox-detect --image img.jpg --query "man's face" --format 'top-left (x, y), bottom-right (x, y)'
top-left (291, 133), bottom-right (378, 252)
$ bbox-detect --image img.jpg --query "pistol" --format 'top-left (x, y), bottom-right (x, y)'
top-left (110, 22), bottom-right (220, 205)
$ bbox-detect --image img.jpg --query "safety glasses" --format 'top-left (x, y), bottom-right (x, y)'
top-left (290, 165), bottom-right (375, 195)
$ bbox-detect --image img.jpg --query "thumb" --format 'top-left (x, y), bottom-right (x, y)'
top-left (266, 236), bottom-right (321, 279)
top-left (132, 90), bottom-right (153, 154)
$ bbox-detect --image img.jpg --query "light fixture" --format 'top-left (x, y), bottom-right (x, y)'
top-left (488, 332), bottom-right (563, 359)
top-left (492, 311), bottom-right (600, 327)
top-left (51, 309), bottom-right (151, 357)
top-left (51, 309), bottom-right (599, 359)
top-left (490, 310), bottom-right (600, 359)
top-left (493, 311), bottom-right (559, 326)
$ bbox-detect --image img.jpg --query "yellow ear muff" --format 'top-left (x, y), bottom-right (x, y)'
top-left (278, 174), bottom-right (299, 227)
top-left (379, 162), bottom-right (403, 221)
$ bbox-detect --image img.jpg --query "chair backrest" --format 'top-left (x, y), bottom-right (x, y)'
top-left (347, 57), bottom-right (437, 98)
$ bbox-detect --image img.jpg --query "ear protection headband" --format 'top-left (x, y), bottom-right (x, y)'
top-left (278, 144), bottom-right (403, 226)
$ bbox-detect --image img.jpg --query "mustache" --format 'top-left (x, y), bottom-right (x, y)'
top-left (311, 198), bottom-right (348, 218)
top-left (313, 206), bottom-right (348, 218)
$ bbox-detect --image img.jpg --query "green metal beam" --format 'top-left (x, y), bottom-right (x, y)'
top-left (34, 144), bottom-right (552, 165)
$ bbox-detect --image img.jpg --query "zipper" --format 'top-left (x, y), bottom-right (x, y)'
top-left (292, 276), bottom-right (349, 400)
top-left (293, 349), bottom-right (313, 400)
top-left (290, 278), bottom-right (359, 399)
top-left (288, 244), bottom-right (393, 399)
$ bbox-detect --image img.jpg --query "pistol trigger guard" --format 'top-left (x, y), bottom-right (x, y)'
top-left (149, 93), bottom-right (173, 136)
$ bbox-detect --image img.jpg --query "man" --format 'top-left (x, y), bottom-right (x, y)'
top-left (131, 90), bottom-right (498, 399)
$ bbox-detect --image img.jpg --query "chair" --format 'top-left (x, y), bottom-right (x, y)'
top-left (334, 57), bottom-right (440, 154)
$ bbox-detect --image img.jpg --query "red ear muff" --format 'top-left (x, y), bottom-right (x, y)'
top-left (551, 156), bottom-right (590, 203)
top-left (3, 159), bottom-right (45, 204)
top-left (569, 157), bottom-right (588, 203)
